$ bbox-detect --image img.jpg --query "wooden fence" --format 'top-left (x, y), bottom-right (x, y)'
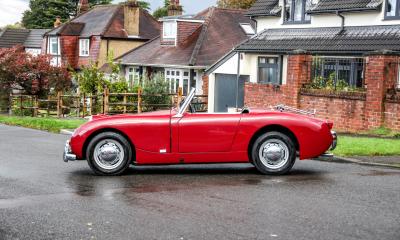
top-left (9, 87), bottom-right (208, 118)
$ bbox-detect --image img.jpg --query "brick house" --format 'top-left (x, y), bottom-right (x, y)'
top-left (206, 0), bottom-right (400, 132)
top-left (0, 28), bottom-right (49, 56)
top-left (43, 0), bottom-right (159, 69)
top-left (117, 2), bottom-right (255, 95)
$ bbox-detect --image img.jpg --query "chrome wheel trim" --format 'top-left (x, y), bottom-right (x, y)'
top-left (93, 139), bottom-right (125, 170)
top-left (258, 139), bottom-right (290, 170)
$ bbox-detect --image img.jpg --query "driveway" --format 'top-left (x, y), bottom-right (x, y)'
top-left (0, 124), bottom-right (399, 240)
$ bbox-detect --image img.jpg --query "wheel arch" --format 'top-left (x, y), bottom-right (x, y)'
top-left (247, 124), bottom-right (300, 163)
top-left (82, 128), bottom-right (136, 162)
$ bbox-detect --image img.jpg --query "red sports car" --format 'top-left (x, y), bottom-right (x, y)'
top-left (64, 88), bottom-right (337, 176)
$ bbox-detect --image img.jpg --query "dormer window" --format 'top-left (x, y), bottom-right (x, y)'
top-left (163, 21), bottom-right (177, 40)
top-left (284, 0), bottom-right (314, 23)
top-left (240, 23), bottom-right (256, 35)
top-left (385, 0), bottom-right (400, 19)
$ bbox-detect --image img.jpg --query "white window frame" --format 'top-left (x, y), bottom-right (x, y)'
top-left (127, 67), bottom-right (141, 87)
top-left (163, 21), bottom-right (177, 40)
top-left (165, 68), bottom-right (202, 95)
top-left (79, 38), bottom-right (90, 57)
top-left (48, 37), bottom-right (60, 55)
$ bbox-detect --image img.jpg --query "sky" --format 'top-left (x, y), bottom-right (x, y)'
top-left (0, 0), bottom-right (217, 28)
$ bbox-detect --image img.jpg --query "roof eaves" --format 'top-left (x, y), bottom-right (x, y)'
top-left (116, 36), bottom-right (160, 61)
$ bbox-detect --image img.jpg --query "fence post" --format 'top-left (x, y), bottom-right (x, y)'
top-left (19, 95), bottom-right (23, 116)
top-left (137, 87), bottom-right (142, 114)
top-left (8, 92), bottom-right (12, 116)
top-left (82, 93), bottom-right (86, 118)
top-left (57, 91), bottom-right (62, 118)
top-left (123, 92), bottom-right (127, 114)
top-left (47, 95), bottom-right (50, 117)
top-left (104, 87), bottom-right (109, 115)
top-left (177, 87), bottom-right (183, 108)
top-left (33, 96), bottom-right (38, 117)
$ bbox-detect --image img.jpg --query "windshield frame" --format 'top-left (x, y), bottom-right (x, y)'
top-left (173, 88), bottom-right (196, 118)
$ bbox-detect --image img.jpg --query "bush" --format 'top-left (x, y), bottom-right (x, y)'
top-left (142, 73), bottom-right (171, 111)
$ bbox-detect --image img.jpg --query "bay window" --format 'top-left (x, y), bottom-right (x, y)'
top-left (48, 37), bottom-right (59, 55)
top-left (165, 69), bottom-right (200, 95)
top-left (284, 0), bottom-right (314, 23)
top-left (385, 0), bottom-right (400, 19)
top-left (79, 38), bottom-right (90, 57)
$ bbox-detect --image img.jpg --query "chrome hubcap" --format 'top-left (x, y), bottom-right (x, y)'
top-left (94, 139), bottom-right (124, 170)
top-left (259, 139), bottom-right (289, 169)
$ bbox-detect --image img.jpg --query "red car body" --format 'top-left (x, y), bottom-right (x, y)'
top-left (68, 108), bottom-right (334, 165)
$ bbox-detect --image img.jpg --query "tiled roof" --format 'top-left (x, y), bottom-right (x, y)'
top-left (308, 0), bottom-right (383, 13)
top-left (236, 25), bottom-right (400, 54)
top-left (0, 29), bottom-right (30, 48)
top-left (118, 7), bottom-right (254, 67)
top-left (24, 29), bottom-right (49, 48)
top-left (246, 0), bottom-right (280, 17)
top-left (47, 5), bottom-right (159, 40)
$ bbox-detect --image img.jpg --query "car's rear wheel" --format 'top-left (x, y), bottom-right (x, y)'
top-left (86, 132), bottom-right (132, 176)
top-left (251, 132), bottom-right (296, 175)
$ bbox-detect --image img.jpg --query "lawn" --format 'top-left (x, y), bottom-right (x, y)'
top-left (0, 116), bottom-right (86, 133)
top-left (331, 135), bottom-right (400, 157)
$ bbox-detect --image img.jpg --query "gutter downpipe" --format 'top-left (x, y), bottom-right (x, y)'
top-left (336, 11), bottom-right (345, 33)
top-left (236, 51), bottom-right (241, 110)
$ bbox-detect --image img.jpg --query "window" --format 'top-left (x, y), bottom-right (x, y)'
top-left (163, 21), bottom-right (177, 39)
top-left (258, 57), bottom-right (281, 85)
top-left (385, 0), bottom-right (400, 18)
top-left (79, 39), bottom-right (90, 57)
top-left (48, 37), bottom-right (59, 55)
top-left (127, 67), bottom-right (140, 87)
top-left (165, 69), bottom-right (200, 94)
top-left (284, 0), bottom-right (314, 23)
top-left (311, 57), bottom-right (365, 88)
top-left (240, 23), bottom-right (256, 35)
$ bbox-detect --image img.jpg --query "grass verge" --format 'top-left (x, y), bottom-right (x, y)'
top-left (331, 135), bottom-right (400, 157)
top-left (0, 116), bottom-right (86, 133)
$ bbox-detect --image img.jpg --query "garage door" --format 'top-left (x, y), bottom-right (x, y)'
top-left (214, 74), bottom-right (248, 112)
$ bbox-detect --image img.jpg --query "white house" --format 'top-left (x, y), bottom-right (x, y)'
top-left (205, 0), bottom-right (400, 117)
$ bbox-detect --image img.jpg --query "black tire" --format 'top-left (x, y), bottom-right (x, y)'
top-left (251, 131), bottom-right (296, 175)
top-left (86, 132), bottom-right (133, 176)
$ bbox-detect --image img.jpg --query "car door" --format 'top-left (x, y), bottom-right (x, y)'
top-left (177, 113), bottom-right (241, 153)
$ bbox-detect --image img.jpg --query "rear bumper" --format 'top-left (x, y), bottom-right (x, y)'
top-left (63, 140), bottom-right (77, 162)
top-left (330, 131), bottom-right (337, 151)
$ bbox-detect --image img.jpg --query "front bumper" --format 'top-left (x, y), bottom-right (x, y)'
top-left (330, 131), bottom-right (337, 151)
top-left (63, 140), bottom-right (77, 162)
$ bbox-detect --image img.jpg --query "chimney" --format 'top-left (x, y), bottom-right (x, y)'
top-left (54, 16), bottom-right (62, 28)
top-left (168, 0), bottom-right (183, 16)
top-left (124, 0), bottom-right (140, 37)
top-left (78, 0), bottom-right (90, 15)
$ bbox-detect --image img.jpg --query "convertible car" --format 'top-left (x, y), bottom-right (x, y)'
top-left (64, 88), bottom-right (337, 176)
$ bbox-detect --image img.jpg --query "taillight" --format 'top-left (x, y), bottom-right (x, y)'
top-left (326, 121), bottom-right (333, 130)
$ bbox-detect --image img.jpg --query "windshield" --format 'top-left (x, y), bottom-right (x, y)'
top-left (176, 88), bottom-right (196, 117)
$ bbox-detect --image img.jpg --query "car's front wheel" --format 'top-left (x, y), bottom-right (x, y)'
top-left (252, 132), bottom-right (296, 175)
top-left (86, 132), bottom-right (133, 176)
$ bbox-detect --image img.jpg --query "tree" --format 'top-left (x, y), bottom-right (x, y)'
top-left (22, 0), bottom-right (113, 29)
top-left (0, 46), bottom-right (71, 96)
top-left (217, 0), bottom-right (256, 9)
top-left (137, 1), bottom-right (151, 11)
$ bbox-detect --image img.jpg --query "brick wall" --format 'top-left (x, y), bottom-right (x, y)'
top-left (244, 53), bottom-right (400, 132)
top-left (77, 36), bottom-right (101, 68)
top-left (60, 36), bottom-right (78, 68)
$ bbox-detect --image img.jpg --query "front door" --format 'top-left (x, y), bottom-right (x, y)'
top-left (177, 113), bottom-right (241, 153)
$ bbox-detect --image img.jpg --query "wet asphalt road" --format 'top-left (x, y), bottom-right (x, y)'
top-left (0, 124), bottom-right (399, 240)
